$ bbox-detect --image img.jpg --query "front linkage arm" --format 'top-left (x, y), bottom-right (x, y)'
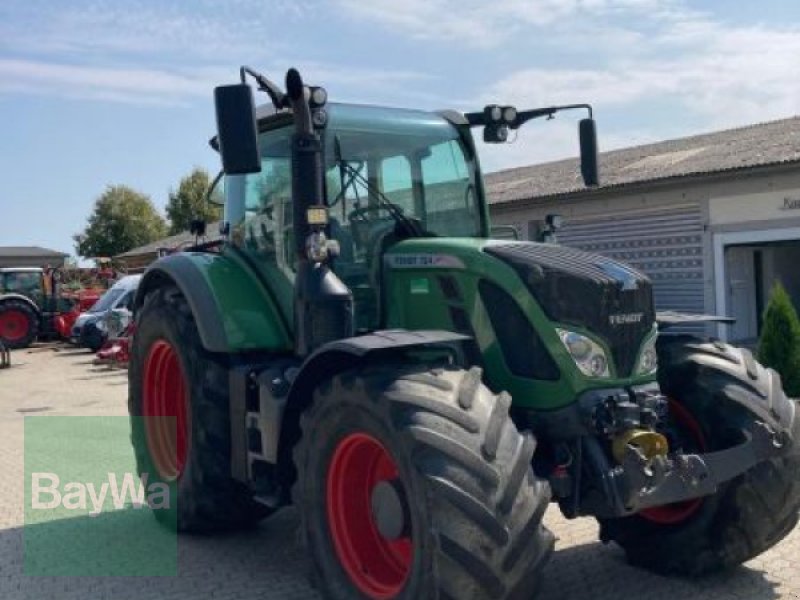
top-left (618, 421), bottom-right (794, 512)
top-left (616, 420), bottom-right (791, 514)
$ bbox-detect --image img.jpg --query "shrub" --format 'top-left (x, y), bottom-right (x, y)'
top-left (758, 281), bottom-right (800, 397)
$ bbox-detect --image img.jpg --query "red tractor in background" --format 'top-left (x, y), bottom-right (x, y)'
top-left (0, 267), bottom-right (102, 349)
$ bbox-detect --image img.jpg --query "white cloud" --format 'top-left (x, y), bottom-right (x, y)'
top-left (0, 59), bottom-right (220, 105)
top-left (334, 0), bottom-right (681, 48)
top-left (491, 21), bottom-right (800, 125)
top-left (0, 0), bottom-right (297, 60)
top-left (476, 12), bottom-right (800, 169)
top-left (0, 0), bottom-right (437, 106)
top-left (0, 57), bottom-right (434, 107)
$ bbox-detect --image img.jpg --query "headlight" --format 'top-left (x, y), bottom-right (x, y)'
top-left (635, 330), bottom-right (658, 376)
top-left (557, 329), bottom-right (610, 378)
top-left (94, 318), bottom-right (107, 333)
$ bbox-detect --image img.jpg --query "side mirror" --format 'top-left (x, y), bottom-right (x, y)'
top-left (579, 118), bottom-right (599, 187)
top-left (214, 84), bottom-right (261, 175)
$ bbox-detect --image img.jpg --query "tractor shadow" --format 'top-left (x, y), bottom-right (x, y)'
top-left (0, 507), bottom-right (316, 600)
top-left (52, 349), bottom-right (94, 358)
top-left (0, 505), bottom-right (785, 600)
top-left (542, 536), bottom-right (780, 600)
top-left (72, 369), bottom-right (128, 381)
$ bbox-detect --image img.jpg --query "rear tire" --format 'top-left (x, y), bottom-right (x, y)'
top-left (599, 337), bottom-right (800, 576)
top-left (293, 365), bottom-right (553, 600)
top-left (0, 299), bottom-right (38, 349)
top-left (129, 285), bottom-right (272, 532)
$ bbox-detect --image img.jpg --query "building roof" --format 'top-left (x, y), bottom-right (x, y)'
top-left (485, 115), bottom-right (800, 206)
top-left (0, 267), bottom-right (43, 273)
top-left (115, 222), bottom-right (223, 259)
top-left (0, 246), bottom-right (68, 258)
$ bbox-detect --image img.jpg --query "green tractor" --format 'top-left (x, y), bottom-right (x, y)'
top-left (128, 67), bottom-right (800, 599)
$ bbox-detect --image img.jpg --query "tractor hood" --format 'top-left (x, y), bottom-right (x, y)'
top-left (384, 238), bottom-right (655, 380)
top-left (483, 241), bottom-right (655, 377)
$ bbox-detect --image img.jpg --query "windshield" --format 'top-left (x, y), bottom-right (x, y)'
top-left (88, 286), bottom-right (126, 313)
top-left (324, 104), bottom-right (484, 238)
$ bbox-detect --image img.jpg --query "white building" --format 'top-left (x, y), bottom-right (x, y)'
top-left (486, 117), bottom-right (800, 343)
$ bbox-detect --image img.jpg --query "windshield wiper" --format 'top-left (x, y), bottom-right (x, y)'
top-left (331, 135), bottom-right (424, 237)
top-left (337, 161), bottom-right (425, 237)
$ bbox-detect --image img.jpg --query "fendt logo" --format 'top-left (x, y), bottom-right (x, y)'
top-left (609, 313), bottom-right (644, 326)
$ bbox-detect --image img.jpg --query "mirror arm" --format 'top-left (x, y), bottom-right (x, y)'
top-left (240, 65), bottom-right (288, 110)
top-left (512, 103), bottom-right (593, 129)
top-left (464, 103), bottom-right (593, 128)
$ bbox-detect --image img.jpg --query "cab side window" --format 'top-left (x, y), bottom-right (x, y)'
top-left (228, 127), bottom-right (295, 279)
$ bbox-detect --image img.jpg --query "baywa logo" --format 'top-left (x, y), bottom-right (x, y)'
top-left (24, 416), bottom-right (178, 576)
top-left (31, 472), bottom-right (169, 517)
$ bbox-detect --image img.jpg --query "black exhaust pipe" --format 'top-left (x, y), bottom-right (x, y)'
top-left (286, 68), bottom-right (353, 357)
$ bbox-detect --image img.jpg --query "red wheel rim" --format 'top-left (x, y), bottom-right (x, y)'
top-left (142, 340), bottom-right (190, 480)
top-left (639, 399), bottom-right (705, 524)
top-left (0, 309), bottom-right (30, 342)
top-left (326, 433), bottom-right (412, 599)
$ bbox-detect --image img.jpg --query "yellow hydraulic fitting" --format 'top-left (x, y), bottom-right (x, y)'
top-left (612, 429), bottom-right (669, 464)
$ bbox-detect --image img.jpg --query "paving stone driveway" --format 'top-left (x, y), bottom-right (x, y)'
top-left (1, 346), bottom-right (798, 599)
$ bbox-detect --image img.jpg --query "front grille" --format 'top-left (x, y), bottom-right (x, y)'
top-left (479, 279), bottom-right (560, 381)
top-left (485, 242), bottom-right (654, 377)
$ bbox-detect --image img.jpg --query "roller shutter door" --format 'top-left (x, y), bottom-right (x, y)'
top-left (555, 205), bottom-right (705, 320)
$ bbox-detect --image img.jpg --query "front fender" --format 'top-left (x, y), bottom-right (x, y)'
top-left (135, 252), bottom-right (292, 353)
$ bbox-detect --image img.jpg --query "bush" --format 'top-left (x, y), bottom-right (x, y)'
top-left (758, 282), bottom-right (800, 397)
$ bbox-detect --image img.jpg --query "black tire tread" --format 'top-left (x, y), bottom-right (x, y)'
top-left (292, 365), bottom-right (554, 600)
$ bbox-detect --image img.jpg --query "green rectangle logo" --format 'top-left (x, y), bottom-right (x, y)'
top-left (24, 416), bottom-right (177, 576)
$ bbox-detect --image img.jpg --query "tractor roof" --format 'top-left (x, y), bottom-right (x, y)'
top-left (0, 267), bottom-right (43, 273)
top-left (210, 102), bottom-right (465, 150)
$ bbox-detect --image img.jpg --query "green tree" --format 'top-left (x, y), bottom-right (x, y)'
top-left (165, 167), bottom-right (221, 234)
top-left (73, 185), bottom-right (167, 258)
top-left (758, 281), bottom-right (800, 397)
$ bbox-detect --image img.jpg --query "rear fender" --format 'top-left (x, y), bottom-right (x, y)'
top-left (134, 252), bottom-right (292, 353)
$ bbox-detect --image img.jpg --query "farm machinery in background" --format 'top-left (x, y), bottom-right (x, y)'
top-left (0, 267), bottom-right (101, 349)
top-left (0, 259), bottom-right (132, 350)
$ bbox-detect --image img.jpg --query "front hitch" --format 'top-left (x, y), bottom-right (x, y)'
top-left (610, 420), bottom-right (791, 514)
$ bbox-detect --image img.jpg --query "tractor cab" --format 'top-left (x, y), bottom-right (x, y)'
top-left (0, 268), bottom-right (45, 303)
top-left (220, 103), bottom-right (488, 331)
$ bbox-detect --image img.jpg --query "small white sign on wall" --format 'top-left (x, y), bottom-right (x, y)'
top-left (710, 189), bottom-right (800, 225)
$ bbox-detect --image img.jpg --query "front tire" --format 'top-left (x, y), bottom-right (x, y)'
top-left (293, 365), bottom-right (553, 600)
top-left (129, 285), bottom-right (271, 531)
top-left (599, 337), bottom-right (800, 576)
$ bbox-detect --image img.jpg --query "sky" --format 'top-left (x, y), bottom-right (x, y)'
top-left (2, 0), bottom-right (800, 258)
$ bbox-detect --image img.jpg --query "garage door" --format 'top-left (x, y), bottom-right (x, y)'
top-left (556, 205), bottom-right (706, 319)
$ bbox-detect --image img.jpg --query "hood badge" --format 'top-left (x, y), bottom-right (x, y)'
top-left (609, 313), bottom-right (644, 326)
